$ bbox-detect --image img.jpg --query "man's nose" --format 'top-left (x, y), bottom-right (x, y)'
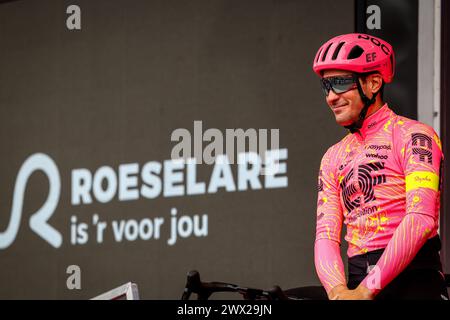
top-left (326, 89), bottom-right (340, 104)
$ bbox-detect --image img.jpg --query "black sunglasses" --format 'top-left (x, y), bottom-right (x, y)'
top-left (320, 74), bottom-right (358, 96)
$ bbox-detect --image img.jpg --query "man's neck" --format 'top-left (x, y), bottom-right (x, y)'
top-left (365, 100), bottom-right (385, 118)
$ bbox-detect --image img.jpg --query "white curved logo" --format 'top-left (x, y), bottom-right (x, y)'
top-left (0, 153), bottom-right (62, 249)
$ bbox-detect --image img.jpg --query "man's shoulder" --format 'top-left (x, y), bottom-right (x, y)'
top-left (393, 114), bottom-right (438, 138)
top-left (322, 133), bottom-right (353, 159)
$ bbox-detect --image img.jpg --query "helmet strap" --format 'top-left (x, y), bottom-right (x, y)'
top-left (344, 76), bottom-right (378, 133)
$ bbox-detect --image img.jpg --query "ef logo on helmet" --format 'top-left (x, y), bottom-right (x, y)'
top-left (366, 52), bottom-right (377, 62)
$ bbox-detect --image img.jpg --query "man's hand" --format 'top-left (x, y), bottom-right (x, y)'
top-left (328, 284), bottom-right (349, 300)
top-left (330, 284), bottom-right (374, 300)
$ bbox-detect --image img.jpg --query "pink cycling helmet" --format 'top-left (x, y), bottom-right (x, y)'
top-left (313, 33), bottom-right (395, 83)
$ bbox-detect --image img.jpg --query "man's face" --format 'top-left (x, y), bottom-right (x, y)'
top-left (322, 70), bottom-right (364, 127)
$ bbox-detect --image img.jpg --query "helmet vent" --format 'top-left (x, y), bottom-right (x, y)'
top-left (347, 45), bottom-right (364, 60)
top-left (332, 42), bottom-right (345, 60)
top-left (315, 48), bottom-right (323, 63)
top-left (321, 42), bottom-right (333, 62)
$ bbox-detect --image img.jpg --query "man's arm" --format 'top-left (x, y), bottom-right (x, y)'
top-left (314, 238), bottom-right (347, 298)
top-left (315, 148), bottom-right (346, 298)
top-left (358, 123), bottom-right (443, 297)
top-left (358, 212), bottom-right (436, 296)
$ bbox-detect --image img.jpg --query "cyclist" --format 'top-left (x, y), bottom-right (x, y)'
top-left (313, 33), bottom-right (447, 300)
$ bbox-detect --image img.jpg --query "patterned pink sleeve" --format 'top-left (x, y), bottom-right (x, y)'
top-left (315, 239), bottom-right (346, 294)
top-left (361, 124), bottom-right (443, 295)
top-left (361, 214), bottom-right (435, 295)
top-left (315, 147), bottom-right (346, 293)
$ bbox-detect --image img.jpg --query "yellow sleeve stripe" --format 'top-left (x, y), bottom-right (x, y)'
top-left (406, 171), bottom-right (439, 192)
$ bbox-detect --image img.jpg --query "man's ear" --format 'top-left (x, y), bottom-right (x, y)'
top-left (368, 74), bottom-right (383, 93)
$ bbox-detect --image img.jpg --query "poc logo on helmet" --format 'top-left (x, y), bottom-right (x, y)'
top-left (357, 34), bottom-right (390, 55)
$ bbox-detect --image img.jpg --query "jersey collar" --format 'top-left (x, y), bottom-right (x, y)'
top-left (356, 103), bottom-right (393, 140)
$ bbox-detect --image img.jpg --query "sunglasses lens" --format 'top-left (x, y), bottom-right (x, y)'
top-left (333, 77), bottom-right (356, 93)
top-left (320, 79), bottom-right (332, 96)
top-left (320, 76), bottom-right (356, 96)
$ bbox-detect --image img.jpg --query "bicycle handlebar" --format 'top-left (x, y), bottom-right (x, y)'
top-left (181, 270), bottom-right (290, 300)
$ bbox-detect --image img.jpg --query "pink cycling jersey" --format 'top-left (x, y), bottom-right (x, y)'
top-left (315, 104), bottom-right (443, 295)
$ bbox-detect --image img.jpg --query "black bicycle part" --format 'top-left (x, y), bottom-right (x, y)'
top-left (181, 270), bottom-right (290, 300)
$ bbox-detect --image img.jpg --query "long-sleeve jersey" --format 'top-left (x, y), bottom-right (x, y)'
top-left (314, 104), bottom-right (443, 295)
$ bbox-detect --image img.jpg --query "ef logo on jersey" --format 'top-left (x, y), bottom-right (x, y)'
top-left (340, 162), bottom-right (386, 212)
top-left (411, 133), bottom-right (433, 164)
